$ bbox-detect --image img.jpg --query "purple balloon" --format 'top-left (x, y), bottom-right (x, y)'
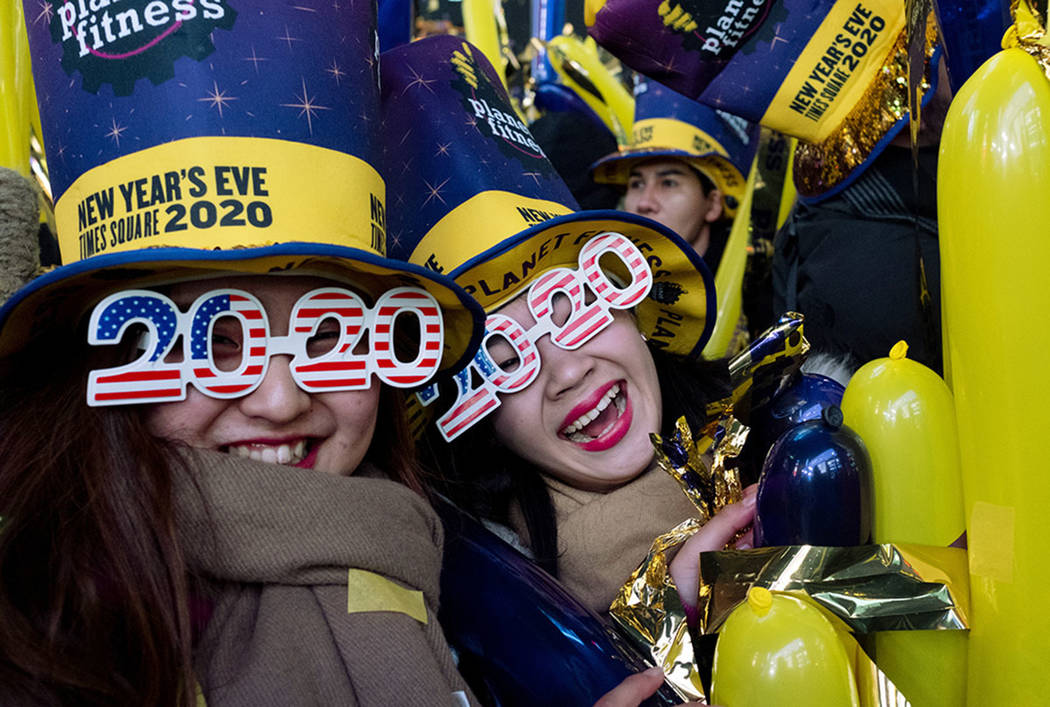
top-left (754, 406), bottom-right (873, 547)
top-left (740, 373), bottom-right (845, 486)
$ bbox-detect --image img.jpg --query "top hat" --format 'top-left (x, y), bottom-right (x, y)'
top-left (591, 76), bottom-right (760, 215)
top-left (587, 0), bottom-right (941, 202)
top-left (2, 0), bottom-right (483, 370)
top-left (381, 35), bottom-right (718, 359)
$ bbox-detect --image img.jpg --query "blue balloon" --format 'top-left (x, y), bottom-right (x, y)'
top-left (754, 406), bottom-right (873, 547)
top-left (740, 373), bottom-right (845, 486)
top-left (436, 501), bottom-right (679, 706)
top-left (934, 0), bottom-right (1011, 93)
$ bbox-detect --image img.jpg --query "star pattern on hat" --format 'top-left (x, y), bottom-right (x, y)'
top-left (281, 77), bottom-right (331, 136)
top-left (34, 2), bottom-right (380, 199)
top-left (382, 39), bottom-right (572, 255)
top-left (243, 46), bottom-right (269, 74)
top-left (33, 1), bottom-right (54, 24)
top-left (198, 80), bottom-right (238, 119)
top-left (104, 117), bottom-right (127, 148)
top-left (421, 177), bottom-right (450, 206)
top-left (326, 59), bottom-right (346, 84)
top-left (276, 25), bottom-right (301, 51)
top-left (401, 65), bottom-right (437, 95)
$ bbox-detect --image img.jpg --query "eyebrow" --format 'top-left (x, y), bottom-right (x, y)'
top-left (629, 167), bottom-right (689, 179)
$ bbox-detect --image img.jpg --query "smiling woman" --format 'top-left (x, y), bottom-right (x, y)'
top-left (0, 3), bottom-right (488, 705)
top-left (381, 35), bottom-right (754, 621)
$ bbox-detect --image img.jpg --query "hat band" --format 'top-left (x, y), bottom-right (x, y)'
top-left (630, 118), bottom-right (729, 158)
top-left (56, 136), bottom-right (386, 264)
top-left (408, 189), bottom-right (573, 274)
top-left (759, 0), bottom-right (904, 143)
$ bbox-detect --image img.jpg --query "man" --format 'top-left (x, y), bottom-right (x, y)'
top-left (591, 77), bottom-right (757, 272)
top-left (623, 156), bottom-right (724, 263)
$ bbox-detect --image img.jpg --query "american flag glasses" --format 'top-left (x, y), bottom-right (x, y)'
top-left (86, 285), bottom-right (445, 406)
top-left (418, 232), bottom-right (654, 441)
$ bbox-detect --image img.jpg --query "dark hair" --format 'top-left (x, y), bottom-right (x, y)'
top-left (0, 301), bottom-right (424, 705)
top-left (420, 344), bottom-right (731, 576)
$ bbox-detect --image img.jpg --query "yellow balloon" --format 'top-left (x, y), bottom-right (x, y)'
top-left (545, 34), bottom-right (633, 144)
top-left (776, 137), bottom-right (796, 231)
top-left (462, 0), bottom-right (512, 99)
top-left (701, 157), bottom-right (755, 358)
top-left (938, 47), bottom-right (1050, 705)
top-left (840, 340), bottom-right (967, 707)
top-left (841, 340), bottom-right (964, 545)
top-left (0, 1), bottom-right (33, 174)
top-left (711, 587), bottom-right (859, 707)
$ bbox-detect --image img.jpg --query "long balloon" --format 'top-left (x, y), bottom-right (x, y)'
top-left (702, 158), bottom-right (755, 358)
top-left (938, 47), bottom-right (1050, 705)
top-left (1, 2), bottom-right (33, 174)
top-left (840, 340), bottom-right (967, 707)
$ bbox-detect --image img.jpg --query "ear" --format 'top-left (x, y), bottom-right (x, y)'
top-left (703, 189), bottom-right (724, 223)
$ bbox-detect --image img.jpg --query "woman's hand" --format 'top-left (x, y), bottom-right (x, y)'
top-left (592, 667), bottom-right (702, 707)
top-left (669, 484), bottom-right (757, 612)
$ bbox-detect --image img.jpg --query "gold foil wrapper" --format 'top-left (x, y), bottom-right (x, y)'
top-left (794, 11), bottom-right (939, 198)
top-left (1005, 0), bottom-right (1050, 80)
top-left (610, 535), bottom-right (965, 705)
top-left (611, 540), bottom-right (968, 706)
top-left (714, 311), bottom-right (808, 423)
top-left (695, 543), bottom-right (970, 635)
top-left (610, 518), bottom-right (709, 702)
top-left (651, 414), bottom-right (745, 523)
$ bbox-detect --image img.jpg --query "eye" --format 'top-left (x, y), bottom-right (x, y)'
top-left (627, 178), bottom-right (644, 191)
top-left (549, 292), bottom-right (573, 327)
top-left (306, 319), bottom-right (341, 358)
top-left (210, 316), bottom-right (244, 371)
top-left (661, 177), bottom-right (679, 188)
top-left (486, 338), bottom-right (521, 372)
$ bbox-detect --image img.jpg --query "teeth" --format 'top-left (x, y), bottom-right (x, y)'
top-left (227, 439), bottom-right (309, 466)
top-left (562, 384), bottom-right (621, 436)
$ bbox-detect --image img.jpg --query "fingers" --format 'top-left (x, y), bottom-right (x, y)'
top-left (593, 667), bottom-right (664, 707)
top-left (689, 486), bottom-right (757, 552)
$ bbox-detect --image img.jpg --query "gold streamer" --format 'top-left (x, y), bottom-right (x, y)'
top-left (695, 543), bottom-right (970, 635)
top-left (794, 11), bottom-right (939, 198)
top-left (1004, 0), bottom-right (1050, 80)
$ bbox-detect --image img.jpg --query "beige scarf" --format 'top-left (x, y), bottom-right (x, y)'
top-left (511, 467), bottom-right (699, 615)
top-left (176, 449), bottom-right (478, 706)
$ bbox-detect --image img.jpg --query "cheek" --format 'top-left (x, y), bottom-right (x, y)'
top-left (331, 388), bottom-right (382, 436)
top-left (491, 390), bottom-right (544, 453)
top-left (144, 394), bottom-right (228, 445)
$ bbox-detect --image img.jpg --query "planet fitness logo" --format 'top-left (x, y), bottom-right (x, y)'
top-left (450, 42), bottom-right (554, 174)
top-left (50, 0), bottom-right (237, 95)
top-left (658, 0), bottom-right (783, 58)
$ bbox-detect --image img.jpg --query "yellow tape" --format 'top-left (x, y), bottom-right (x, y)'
top-left (968, 501), bottom-right (1014, 583)
top-left (409, 189), bottom-right (573, 272)
top-left (54, 136), bottom-right (385, 264)
top-left (761, 0), bottom-right (904, 141)
top-left (346, 569), bottom-right (428, 623)
top-left (631, 118), bottom-right (729, 158)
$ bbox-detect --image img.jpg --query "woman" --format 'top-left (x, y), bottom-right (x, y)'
top-left (381, 36), bottom-right (754, 618)
top-left (0, 201), bottom-right (489, 707)
top-left (1, 4), bottom-right (487, 702)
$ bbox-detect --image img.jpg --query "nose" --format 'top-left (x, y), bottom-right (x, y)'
top-left (539, 337), bottom-right (595, 400)
top-left (633, 182), bottom-right (659, 215)
top-left (237, 356), bottom-right (311, 424)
